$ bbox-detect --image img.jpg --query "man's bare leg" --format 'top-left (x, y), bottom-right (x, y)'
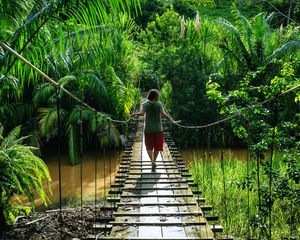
top-left (153, 150), bottom-right (159, 163)
top-left (147, 150), bottom-right (154, 163)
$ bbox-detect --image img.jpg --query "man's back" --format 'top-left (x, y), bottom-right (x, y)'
top-left (143, 100), bottom-right (163, 133)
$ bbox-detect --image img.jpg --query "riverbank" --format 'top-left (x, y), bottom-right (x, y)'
top-left (1, 200), bottom-right (109, 240)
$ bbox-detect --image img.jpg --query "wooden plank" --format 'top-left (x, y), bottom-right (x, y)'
top-left (123, 187), bottom-right (189, 191)
top-left (210, 225), bottom-right (223, 233)
top-left (113, 212), bottom-right (202, 217)
top-left (205, 215), bottom-right (219, 221)
top-left (117, 202), bottom-right (197, 207)
top-left (127, 167), bottom-right (180, 170)
top-left (124, 180), bottom-right (192, 184)
top-left (192, 190), bottom-right (202, 194)
top-left (110, 222), bottom-right (207, 226)
top-left (196, 198), bottom-right (206, 203)
top-left (200, 205), bottom-right (213, 211)
top-left (121, 194), bottom-right (194, 198)
top-left (127, 172), bottom-right (182, 175)
top-left (123, 177), bottom-right (192, 180)
top-left (97, 119), bottom-right (217, 240)
top-left (107, 198), bottom-right (121, 203)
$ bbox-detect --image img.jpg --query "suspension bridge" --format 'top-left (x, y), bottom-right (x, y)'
top-left (85, 117), bottom-right (230, 240)
top-left (1, 42), bottom-right (299, 239)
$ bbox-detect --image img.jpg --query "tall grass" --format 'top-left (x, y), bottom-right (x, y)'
top-left (189, 151), bottom-right (300, 239)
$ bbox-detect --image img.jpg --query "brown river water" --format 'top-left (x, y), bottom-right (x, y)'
top-left (19, 148), bottom-right (247, 207)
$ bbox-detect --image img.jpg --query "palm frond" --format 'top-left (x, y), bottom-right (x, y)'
top-left (67, 123), bottom-right (79, 165)
top-left (58, 75), bottom-right (77, 88)
top-left (0, 125), bottom-right (21, 149)
top-left (218, 17), bottom-right (252, 68)
top-left (268, 39), bottom-right (300, 63)
top-left (0, 123), bottom-right (3, 137)
top-left (38, 107), bottom-right (67, 139)
top-left (0, 75), bottom-right (21, 101)
top-left (33, 83), bottom-right (56, 106)
top-left (81, 72), bottom-right (108, 99)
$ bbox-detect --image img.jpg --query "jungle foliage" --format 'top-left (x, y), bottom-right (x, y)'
top-left (138, 3), bottom-right (300, 238)
top-left (0, 124), bottom-right (51, 230)
top-left (0, 0), bottom-right (141, 165)
top-left (1, 0), bottom-right (300, 237)
top-left (138, 2), bottom-right (300, 145)
top-left (0, 0), bottom-right (141, 228)
top-left (190, 150), bottom-right (300, 239)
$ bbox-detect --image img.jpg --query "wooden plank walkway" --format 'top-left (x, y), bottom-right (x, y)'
top-left (88, 118), bottom-right (226, 240)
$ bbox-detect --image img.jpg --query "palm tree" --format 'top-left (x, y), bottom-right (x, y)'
top-left (0, 124), bottom-right (51, 231)
top-left (216, 4), bottom-right (300, 75)
top-left (0, 0), bottom-right (141, 161)
top-left (33, 72), bottom-right (135, 165)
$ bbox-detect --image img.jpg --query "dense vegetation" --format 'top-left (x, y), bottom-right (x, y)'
top-left (1, 0), bottom-right (300, 238)
top-left (190, 151), bottom-right (300, 239)
top-left (0, 0), bottom-right (141, 230)
top-left (0, 0), bottom-right (140, 165)
top-left (0, 124), bottom-right (51, 231)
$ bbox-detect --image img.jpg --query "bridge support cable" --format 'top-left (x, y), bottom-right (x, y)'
top-left (94, 112), bottom-right (99, 237)
top-left (195, 129), bottom-right (201, 210)
top-left (118, 123), bottom-right (125, 202)
top-left (103, 143), bottom-right (107, 236)
top-left (206, 128), bottom-right (216, 237)
top-left (268, 97), bottom-right (279, 240)
top-left (108, 123), bottom-right (113, 219)
top-left (56, 86), bottom-right (63, 240)
top-left (79, 107), bottom-right (84, 240)
top-left (246, 140), bottom-right (251, 239)
top-left (202, 128), bottom-right (208, 193)
top-left (256, 151), bottom-right (262, 239)
top-left (220, 127), bottom-right (229, 239)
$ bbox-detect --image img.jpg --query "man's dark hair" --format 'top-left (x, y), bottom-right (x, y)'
top-left (147, 89), bottom-right (159, 101)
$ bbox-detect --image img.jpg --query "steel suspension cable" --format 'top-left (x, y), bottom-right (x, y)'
top-left (56, 86), bottom-right (63, 240)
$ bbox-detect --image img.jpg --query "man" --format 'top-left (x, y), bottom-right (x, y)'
top-left (130, 89), bottom-right (179, 171)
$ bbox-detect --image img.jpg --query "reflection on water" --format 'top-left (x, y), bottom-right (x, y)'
top-left (19, 148), bottom-right (247, 206)
top-left (181, 148), bottom-right (248, 165)
top-left (19, 150), bottom-right (121, 206)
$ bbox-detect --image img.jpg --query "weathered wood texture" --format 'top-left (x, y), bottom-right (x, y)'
top-left (93, 118), bottom-right (218, 240)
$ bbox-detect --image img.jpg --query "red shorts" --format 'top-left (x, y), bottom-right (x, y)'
top-left (145, 132), bottom-right (164, 151)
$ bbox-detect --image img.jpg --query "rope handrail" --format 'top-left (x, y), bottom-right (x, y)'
top-left (2, 41), bottom-right (300, 129)
top-left (165, 83), bottom-right (300, 129)
top-left (0, 42), bottom-right (133, 124)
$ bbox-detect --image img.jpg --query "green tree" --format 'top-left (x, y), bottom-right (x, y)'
top-left (139, 9), bottom-right (219, 145)
top-left (0, 0), bottom-right (141, 163)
